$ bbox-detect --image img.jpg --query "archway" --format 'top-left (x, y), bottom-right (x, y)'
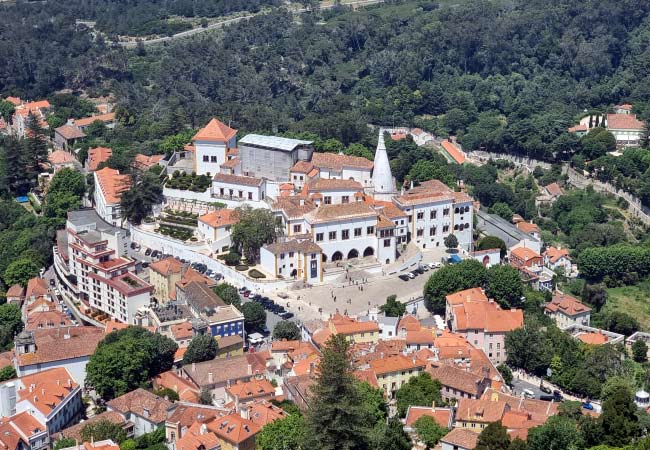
top-left (322, 254), bottom-right (328, 262)
top-left (332, 251), bottom-right (343, 262)
top-left (348, 249), bottom-right (359, 259)
top-left (363, 247), bottom-right (374, 257)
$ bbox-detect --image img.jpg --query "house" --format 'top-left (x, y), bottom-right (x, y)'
top-left (283, 374), bottom-right (315, 411)
top-left (204, 413), bottom-right (260, 450)
top-left (193, 118), bottom-right (238, 176)
top-left (238, 134), bottom-right (314, 182)
top-left (317, 313), bottom-right (380, 346)
top-left (154, 371), bottom-right (200, 404)
top-left (614, 104), bottom-right (633, 114)
top-left (164, 403), bottom-right (223, 445)
top-left (148, 257), bottom-right (184, 303)
top-left (0, 367), bottom-right (84, 434)
top-left (48, 150), bottom-right (79, 172)
top-left (71, 113), bottom-right (117, 131)
top-left (303, 178), bottom-right (363, 205)
top-left (56, 411), bottom-right (132, 442)
top-left (212, 173), bottom-right (265, 203)
top-left (58, 440), bottom-right (120, 450)
top-left (93, 167), bottom-right (131, 226)
top-left (542, 182), bottom-right (563, 200)
top-left (404, 405), bottom-right (453, 432)
top-left (544, 246), bottom-right (572, 276)
top-left (563, 323), bottom-right (624, 345)
top-left (454, 395), bottom-right (509, 431)
top-left (14, 327), bottom-right (104, 387)
top-left (225, 379), bottom-right (276, 404)
top-left (509, 246), bottom-right (542, 270)
top-left (86, 147), bottom-right (113, 172)
top-left (0, 411), bottom-right (49, 450)
top-left (427, 364), bottom-right (491, 401)
top-left (11, 100), bottom-right (51, 138)
top-left (469, 248), bottom-right (501, 267)
top-left (53, 125), bottom-right (86, 151)
top-left (310, 152), bottom-right (373, 187)
top-left (369, 355), bottom-right (426, 398)
top-left (544, 293), bottom-right (591, 328)
top-left (243, 400), bottom-right (287, 428)
top-left (5, 284), bottom-right (24, 307)
top-left (181, 353), bottom-right (266, 396)
top-left (106, 389), bottom-right (173, 437)
top-left (172, 421), bottom-right (221, 450)
top-left (133, 154), bottom-right (164, 172)
top-left (197, 209), bottom-right (238, 253)
top-left (260, 239), bottom-right (323, 283)
top-left (445, 288), bottom-right (523, 364)
top-left (440, 139), bottom-right (466, 164)
top-left (440, 428), bottom-right (479, 450)
top-left (515, 222), bottom-right (541, 240)
top-left (25, 278), bottom-right (49, 302)
top-left (606, 113), bottom-right (644, 147)
top-left (476, 210), bottom-right (541, 254)
top-left (567, 124), bottom-right (588, 137)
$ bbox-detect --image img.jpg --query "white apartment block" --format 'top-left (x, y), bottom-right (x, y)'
top-left (66, 212), bottom-right (152, 323)
top-left (94, 167), bottom-right (131, 226)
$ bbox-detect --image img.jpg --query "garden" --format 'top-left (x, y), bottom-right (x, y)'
top-left (166, 171), bottom-right (212, 192)
top-left (156, 224), bottom-right (194, 241)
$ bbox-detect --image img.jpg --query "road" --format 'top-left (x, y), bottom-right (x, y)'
top-left (115, 0), bottom-right (385, 47)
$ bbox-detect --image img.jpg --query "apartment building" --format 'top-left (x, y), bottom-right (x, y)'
top-left (93, 167), bottom-right (130, 226)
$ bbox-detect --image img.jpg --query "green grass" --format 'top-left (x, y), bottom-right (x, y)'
top-left (605, 281), bottom-right (650, 330)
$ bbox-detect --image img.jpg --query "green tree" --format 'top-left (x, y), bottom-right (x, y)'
top-left (369, 418), bottom-right (411, 450)
top-left (182, 334), bottom-right (218, 364)
top-left (407, 160), bottom-right (455, 186)
top-left (477, 236), bottom-right (507, 259)
top-left (379, 294), bottom-right (406, 317)
top-left (496, 364), bottom-right (512, 386)
top-left (152, 387), bottom-right (180, 401)
top-left (86, 327), bottom-right (177, 400)
top-left (357, 381), bottom-right (387, 428)
top-left (581, 283), bottom-right (608, 311)
top-left (212, 283), bottom-right (241, 308)
top-left (80, 420), bottom-right (128, 444)
top-left (504, 319), bottom-right (550, 375)
top-left (476, 421), bottom-right (511, 450)
top-left (304, 334), bottom-right (368, 450)
top-left (241, 302), bottom-right (266, 333)
top-left (54, 438), bottom-right (76, 450)
top-left (198, 387), bottom-right (212, 405)
top-left (120, 172), bottom-right (162, 226)
top-left (601, 384), bottom-right (639, 446)
top-left (0, 100), bottom-right (15, 124)
top-left (3, 258), bottom-right (39, 287)
top-left (44, 191), bottom-right (82, 222)
top-left (273, 321), bottom-right (301, 341)
top-left (0, 303), bottom-right (24, 351)
top-left (486, 265), bottom-right (524, 308)
top-left (0, 365), bottom-right (16, 382)
top-left (423, 259), bottom-right (488, 313)
top-left (231, 206), bottom-right (283, 263)
top-left (47, 168), bottom-right (86, 197)
top-left (395, 372), bottom-right (442, 417)
top-left (633, 340), bottom-right (648, 363)
top-left (444, 233), bottom-right (458, 250)
top-left (413, 416), bottom-right (448, 448)
top-left (257, 413), bottom-right (307, 450)
top-left (490, 202), bottom-right (514, 220)
top-left (24, 112), bottom-right (48, 175)
top-left (527, 416), bottom-right (582, 450)
top-left (344, 143), bottom-right (373, 160)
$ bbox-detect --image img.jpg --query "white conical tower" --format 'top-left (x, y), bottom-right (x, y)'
top-left (371, 128), bottom-right (397, 200)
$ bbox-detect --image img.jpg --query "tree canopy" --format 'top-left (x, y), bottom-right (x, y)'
top-left (423, 259), bottom-right (488, 313)
top-left (231, 207), bottom-right (283, 263)
top-left (182, 334), bottom-right (218, 364)
top-left (273, 321), bottom-right (301, 341)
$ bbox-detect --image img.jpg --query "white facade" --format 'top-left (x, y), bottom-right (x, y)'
top-left (318, 166), bottom-right (372, 186)
top-left (197, 220), bottom-right (233, 253)
top-left (17, 356), bottom-right (91, 390)
top-left (260, 241), bottom-right (323, 283)
top-left (212, 175), bottom-right (266, 203)
top-left (195, 139), bottom-right (234, 176)
top-left (312, 216), bottom-right (379, 262)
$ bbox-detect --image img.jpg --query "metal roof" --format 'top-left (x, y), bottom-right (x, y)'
top-left (239, 134), bottom-right (313, 151)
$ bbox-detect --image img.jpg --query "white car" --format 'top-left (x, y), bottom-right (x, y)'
top-left (523, 389), bottom-right (535, 399)
top-left (428, 262), bottom-right (441, 269)
top-left (407, 272), bottom-right (416, 279)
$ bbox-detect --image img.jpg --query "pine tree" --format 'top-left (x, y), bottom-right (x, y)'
top-left (595, 114), bottom-right (600, 127)
top-left (589, 115), bottom-right (593, 129)
top-left (305, 334), bottom-right (370, 450)
top-left (641, 120), bottom-right (650, 149)
top-left (24, 111), bottom-right (48, 177)
top-left (0, 135), bottom-right (30, 195)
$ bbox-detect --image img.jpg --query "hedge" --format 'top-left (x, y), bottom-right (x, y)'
top-left (249, 269), bottom-right (266, 279)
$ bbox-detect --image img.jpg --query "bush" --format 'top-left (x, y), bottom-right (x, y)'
top-left (224, 252), bottom-right (241, 266)
top-left (248, 269), bottom-right (267, 279)
top-left (235, 264), bottom-right (249, 271)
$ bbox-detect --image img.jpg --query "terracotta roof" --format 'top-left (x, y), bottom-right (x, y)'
top-left (455, 396), bottom-right (508, 423)
top-left (192, 118), bottom-right (237, 142)
top-left (165, 403), bottom-right (220, 428)
top-left (5, 97), bottom-right (22, 106)
top-left (198, 209), bottom-right (238, 229)
top-left (615, 103), bottom-right (633, 111)
top-left (393, 182), bottom-right (456, 206)
top-left (107, 388), bottom-right (172, 424)
top-left (87, 147), bottom-right (113, 171)
top-left (398, 315), bottom-right (421, 332)
top-left (26, 310), bottom-right (74, 331)
top-left (311, 152), bottom-right (373, 171)
top-left (26, 277), bottom-right (49, 298)
top-left (306, 202), bottom-right (376, 223)
top-left (427, 364), bottom-right (485, 396)
top-left (544, 182), bottom-right (563, 197)
top-left (48, 150), bottom-right (77, 165)
top-left (390, 132), bottom-right (407, 140)
top-left (264, 239), bottom-right (321, 256)
top-left (271, 196), bottom-right (317, 219)
top-left (516, 222), bottom-right (540, 234)
top-left (577, 332), bottom-right (609, 345)
top-left (74, 113), bottom-right (116, 127)
top-left (217, 334), bottom-right (244, 350)
top-left (184, 354), bottom-right (265, 387)
top-left (482, 388), bottom-right (559, 422)
top-left (453, 301), bottom-right (523, 333)
top-left (0, 351), bottom-right (14, 370)
top-left (329, 314), bottom-right (379, 335)
top-left (404, 406), bottom-right (452, 428)
top-left (376, 214), bottom-right (396, 229)
top-left (510, 246), bottom-right (541, 262)
top-left (149, 256), bottom-right (184, 276)
top-left (133, 153), bottom-right (164, 170)
top-left (153, 371), bottom-right (200, 403)
top-left (353, 369), bottom-right (379, 387)
top-left (95, 167), bottom-right (131, 204)
top-left (306, 178), bottom-right (363, 191)
top-left (441, 139), bottom-right (466, 164)
top-left (176, 421), bottom-right (221, 450)
top-left (446, 288), bottom-right (489, 306)
top-left (213, 172), bottom-right (263, 187)
top-left (16, 326), bottom-right (104, 367)
top-left (5, 411), bottom-right (45, 438)
top-left (568, 124), bottom-right (588, 133)
top-left (406, 329), bottom-right (436, 345)
top-left (545, 294), bottom-right (590, 316)
top-left (219, 157), bottom-right (239, 169)
top-left (290, 160), bottom-right (315, 174)
top-left (16, 367), bottom-right (78, 416)
top-left (369, 354), bottom-right (425, 375)
top-left (6, 284), bottom-right (24, 298)
top-left (226, 379), bottom-right (275, 400)
top-left (606, 113), bottom-right (643, 130)
top-left (206, 413), bottom-right (260, 445)
top-left (54, 124), bottom-right (86, 140)
top-left (246, 400), bottom-right (287, 428)
top-left (171, 321), bottom-right (194, 341)
top-left (441, 428), bottom-right (480, 449)
top-left (81, 441), bottom-right (120, 450)
top-left (544, 246), bottom-right (570, 263)
top-left (379, 203), bottom-right (407, 219)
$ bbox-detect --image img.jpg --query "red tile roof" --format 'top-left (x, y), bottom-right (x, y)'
top-left (26, 277), bottom-right (49, 298)
top-left (107, 388), bottom-right (172, 423)
top-left (516, 222), bottom-right (540, 234)
top-left (48, 150), bottom-right (77, 165)
top-left (441, 428), bottom-right (480, 449)
top-left (87, 147), bottom-right (113, 171)
top-left (206, 413), bottom-right (260, 445)
top-left (369, 355), bottom-right (425, 375)
top-left (153, 370), bottom-right (200, 403)
top-left (544, 246), bottom-right (570, 263)
top-left (149, 256), bottom-right (184, 276)
top-left (226, 379), bottom-right (275, 401)
top-left (405, 406), bottom-right (452, 428)
top-left (133, 153), bottom-right (164, 171)
top-left (95, 167), bottom-right (131, 204)
top-left (192, 118), bottom-right (237, 142)
top-left (544, 182), bottom-right (563, 197)
top-left (74, 113), bottom-right (116, 127)
top-left (441, 139), bottom-right (466, 164)
top-left (16, 326), bottom-right (104, 367)
top-left (510, 246), bottom-right (542, 262)
top-left (311, 152), bottom-right (373, 171)
top-left (54, 124), bottom-right (86, 140)
top-left (17, 367), bottom-right (78, 416)
top-left (199, 209), bottom-right (238, 229)
top-left (545, 294), bottom-right (590, 316)
top-left (577, 332), bottom-right (609, 345)
top-left (606, 113), bottom-right (643, 130)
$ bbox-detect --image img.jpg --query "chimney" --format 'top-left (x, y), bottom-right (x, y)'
top-left (208, 373), bottom-right (213, 384)
top-left (240, 405), bottom-right (249, 420)
top-left (143, 407), bottom-right (150, 418)
top-left (200, 424), bottom-right (207, 435)
top-left (247, 364), bottom-right (252, 376)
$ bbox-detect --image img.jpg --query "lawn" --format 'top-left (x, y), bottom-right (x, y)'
top-left (605, 281), bottom-right (650, 330)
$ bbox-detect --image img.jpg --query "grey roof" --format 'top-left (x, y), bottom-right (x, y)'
top-left (67, 208), bottom-right (128, 236)
top-left (239, 134), bottom-right (313, 152)
top-left (378, 315), bottom-right (399, 327)
top-left (151, 302), bottom-right (192, 323)
top-left (476, 209), bottom-right (539, 248)
top-left (183, 281), bottom-right (226, 313)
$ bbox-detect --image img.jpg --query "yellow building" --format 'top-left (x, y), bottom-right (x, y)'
top-left (148, 257), bottom-right (183, 302)
top-left (369, 355), bottom-right (426, 398)
top-left (328, 313), bottom-right (380, 344)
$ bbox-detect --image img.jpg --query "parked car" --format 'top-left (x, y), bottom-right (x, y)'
top-left (142, 262), bottom-right (149, 268)
top-left (523, 389), bottom-right (535, 399)
top-left (49, 279), bottom-right (56, 287)
top-left (413, 267), bottom-right (424, 275)
top-left (280, 312), bottom-right (294, 320)
top-left (214, 273), bottom-right (223, 281)
top-left (407, 272), bottom-right (416, 279)
top-left (428, 262), bottom-right (441, 269)
top-left (582, 402), bottom-right (594, 410)
top-left (539, 394), bottom-right (556, 402)
top-left (144, 248), bottom-right (152, 256)
top-left (398, 274), bottom-right (410, 281)
top-left (151, 250), bottom-right (159, 258)
top-left (540, 385), bottom-right (552, 394)
top-left (420, 265), bottom-right (429, 271)
top-left (553, 390), bottom-right (563, 400)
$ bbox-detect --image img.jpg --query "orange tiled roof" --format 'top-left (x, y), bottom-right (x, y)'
top-left (17, 367), bottom-right (78, 416)
top-left (427, 363), bottom-right (485, 396)
top-left (107, 388), bottom-right (172, 424)
top-left (74, 112), bottom-right (116, 127)
top-left (5, 97), bottom-right (22, 106)
top-left (453, 301), bottom-right (523, 333)
top-left (311, 152), bottom-right (373, 171)
top-left (16, 326), bottom-right (104, 366)
top-left (446, 288), bottom-right (489, 306)
top-left (369, 354), bottom-right (425, 375)
top-left (5, 411), bottom-right (45, 438)
top-left (606, 113), bottom-right (643, 130)
top-left (441, 139), bottom-right (466, 164)
top-left (306, 202), bottom-right (376, 223)
top-left (568, 124), bottom-right (588, 133)
top-left (544, 182), bottom-right (563, 197)
top-left (516, 222), bottom-right (540, 234)
top-left (153, 370), bottom-right (199, 403)
top-left (87, 147), bottom-right (113, 171)
top-left (198, 209), bottom-right (238, 229)
top-left (329, 314), bottom-right (379, 335)
top-left (510, 246), bottom-right (541, 262)
top-left (54, 124), bottom-right (86, 140)
top-left (176, 421), bottom-right (221, 450)
top-left (441, 428), bottom-right (479, 448)
top-left (405, 406), bottom-right (452, 428)
top-left (544, 246), bottom-right (570, 263)
top-left (206, 413), bottom-right (260, 445)
top-left (149, 256), bottom-right (184, 276)
top-left (545, 294), bottom-right (590, 316)
top-left (26, 277), bottom-right (49, 298)
top-left (134, 153), bottom-right (164, 170)
top-left (213, 172), bottom-right (263, 187)
top-left (192, 118), bottom-right (237, 142)
top-left (95, 167), bottom-right (131, 204)
top-left (26, 310), bottom-right (73, 331)
top-left (290, 160), bottom-right (314, 174)
top-left (306, 178), bottom-right (363, 191)
top-left (48, 150), bottom-right (77, 165)
top-left (226, 379), bottom-right (275, 400)
top-left (455, 396), bottom-right (508, 423)
top-left (398, 315), bottom-right (421, 332)
top-left (246, 400), bottom-right (287, 428)
top-left (171, 321), bottom-right (194, 341)
top-left (6, 284), bottom-right (23, 298)
top-left (577, 332), bottom-right (609, 345)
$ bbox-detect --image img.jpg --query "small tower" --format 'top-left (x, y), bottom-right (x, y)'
top-left (371, 128), bottom-right (397, 201)
top-left (15, 330), bottom-right (35, 355)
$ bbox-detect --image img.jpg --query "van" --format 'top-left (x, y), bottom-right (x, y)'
top-left (523, 389), bottom-right (535, 399)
